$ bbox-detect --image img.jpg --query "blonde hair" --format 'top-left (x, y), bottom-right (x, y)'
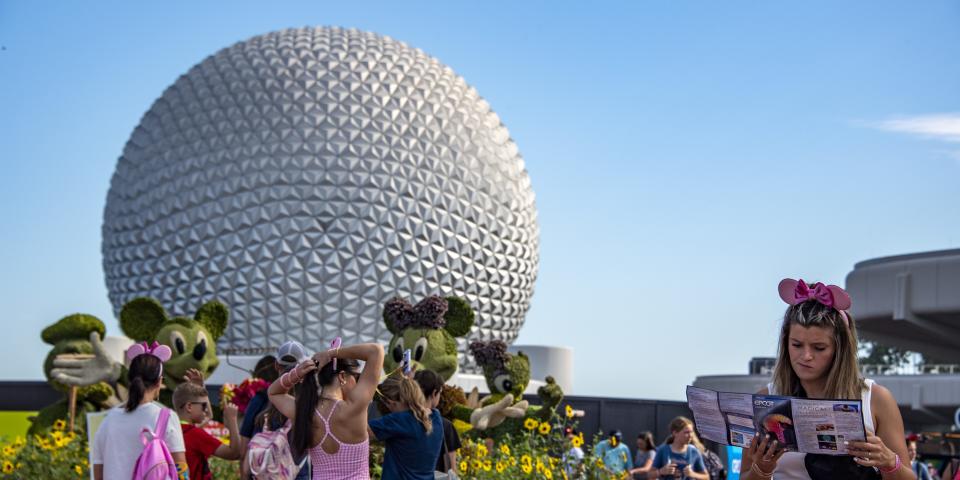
top-left (772, 300), bottom-right (866, 400)
top-left (379, 375), bottom-right (433, 434)
top-left (172, 382), bottom-right (208, 412)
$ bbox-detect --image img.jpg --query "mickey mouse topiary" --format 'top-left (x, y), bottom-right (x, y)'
top-left (118, 298), bottom-right (227, 403)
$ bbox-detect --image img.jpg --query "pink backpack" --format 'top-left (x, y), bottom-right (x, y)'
top-left (131, 408), bottom-right (178, 480)
top-left (247, 415), bottom-right (304, 480)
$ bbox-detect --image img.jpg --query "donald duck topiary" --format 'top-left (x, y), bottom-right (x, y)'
top-left (459, 340), bottom-right (564, 437)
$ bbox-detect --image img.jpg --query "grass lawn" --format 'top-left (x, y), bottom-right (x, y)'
top-left (0, 412), bottom-right (35, 440)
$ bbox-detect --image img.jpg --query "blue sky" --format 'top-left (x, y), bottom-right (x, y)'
top-left (2, 1), bottom-right (959, 400)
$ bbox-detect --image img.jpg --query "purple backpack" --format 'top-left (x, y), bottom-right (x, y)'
top-left (131, 408), bottom-right (178, 480)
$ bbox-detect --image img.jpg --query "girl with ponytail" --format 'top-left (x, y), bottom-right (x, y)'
top-left (367, 373), bottom-right (444, 480)
top-left (268, 341), bottom-right (384, 479)
top-left (92, 343), bottom-right (188, 480)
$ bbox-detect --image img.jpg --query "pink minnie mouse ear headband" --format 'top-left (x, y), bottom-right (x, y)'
top-left (778, 278), bottom-right (852, 326)
top-left (125, 341), bottom-right (173, 374)
top-left (329, 337), bottom-right (342, 371)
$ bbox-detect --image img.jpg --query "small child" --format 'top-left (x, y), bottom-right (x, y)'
top-left (173, 382), bottom-right (242, 480)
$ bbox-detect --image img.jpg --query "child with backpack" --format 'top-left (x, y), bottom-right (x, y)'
top-left (173, 382), bottom-right (243, 479)
top-left (92, 342), bottom-right (189, 480)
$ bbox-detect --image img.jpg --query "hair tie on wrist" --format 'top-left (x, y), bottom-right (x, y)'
top-left (878, 453), bottom-right (901, 474)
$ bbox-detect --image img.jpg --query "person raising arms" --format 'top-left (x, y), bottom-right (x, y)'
top-left (268, 341), bottom-right (384, 480)
top-left (741, 278), bottom-right (915, 480)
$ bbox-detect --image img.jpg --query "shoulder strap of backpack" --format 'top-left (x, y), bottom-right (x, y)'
top-left (156, 408), bottom-right (171, 437)
top-left (441, 422), bottom-right (450, 472)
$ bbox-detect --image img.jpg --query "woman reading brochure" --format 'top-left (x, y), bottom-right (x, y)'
top-left (740, 278), bottom-right (915, 480)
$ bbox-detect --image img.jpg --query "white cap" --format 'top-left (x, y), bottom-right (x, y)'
top-left (276, 340), bottom-right (311, 369)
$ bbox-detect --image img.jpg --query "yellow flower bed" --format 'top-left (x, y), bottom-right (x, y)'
top-left (456, 405), bottom-right (627, 479)
top-left (0, 418), bottom-right (88, 477)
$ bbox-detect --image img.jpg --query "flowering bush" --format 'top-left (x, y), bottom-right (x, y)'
top-left (1, 419), bottom-right (88, 478)
top-left (225, 378), bottom-right (269, 415)
top-left (457, 406), bottom-right (628, 480)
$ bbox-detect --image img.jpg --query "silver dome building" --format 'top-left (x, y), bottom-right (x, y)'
top-left (102, 27), bottom-right (539, 370)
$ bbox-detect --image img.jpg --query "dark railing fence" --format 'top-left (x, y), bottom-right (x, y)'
top-left (525, 394), bottom-right (694, 449)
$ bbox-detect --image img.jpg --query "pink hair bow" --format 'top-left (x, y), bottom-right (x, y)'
top-left (125, 341), bottom-right (173, 365)
top-left (778, 278), bottom-right (852, 325)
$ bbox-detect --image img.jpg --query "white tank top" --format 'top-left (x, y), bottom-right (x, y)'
top-left (765, 379), bottom-right (876, 480)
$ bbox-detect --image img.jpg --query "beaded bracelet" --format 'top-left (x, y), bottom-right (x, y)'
top-left (878, 453), bottom-right (901, 474)
top-left (751, 463), bottom-right (774, 478)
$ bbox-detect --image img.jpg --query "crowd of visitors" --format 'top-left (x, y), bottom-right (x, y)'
top-left (87, 276), bottom-right (937, 479)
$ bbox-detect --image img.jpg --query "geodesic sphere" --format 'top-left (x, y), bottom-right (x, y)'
top-left (101, 27), bottom-right (539, 371)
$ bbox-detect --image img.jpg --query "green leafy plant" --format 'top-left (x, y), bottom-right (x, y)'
top-left (1, 420), bottom-right (88, 478)
top-left (208, 456), bottom-right (241, 480)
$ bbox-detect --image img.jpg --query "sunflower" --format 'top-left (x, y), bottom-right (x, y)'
top-left (476, 443), bottom-right (488, 457)
top-left (52, 420), bottom-right (66, 431)
top-left (544, 469), bottom-right (554, 479)
top-left (483, 460), bottom-right (492, 471)
top-left (565, 405), bottom-right (574, 418)
top-left (2, 461), bottom-right (14, 474)
top-left (499, 443), bottom-right (511, 456)
top-left (521, 463), bottom-right (533, 474)
top-left (538, 422), bottom-right (551, 435)
top-left (571, 436), bottom-right (583, 448)
top-left (459, 460), bottom-right (468, 472)
top-left (74, 465), bottom-right (84, 475)
top-left (521, 454), bottom-right (533, 467)
top-left (524, 418), bottom-right (539, 430)
top-left (496, 461), bottom-right (506, 473)
top-left (1, 446), bottom-right (14, 457)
